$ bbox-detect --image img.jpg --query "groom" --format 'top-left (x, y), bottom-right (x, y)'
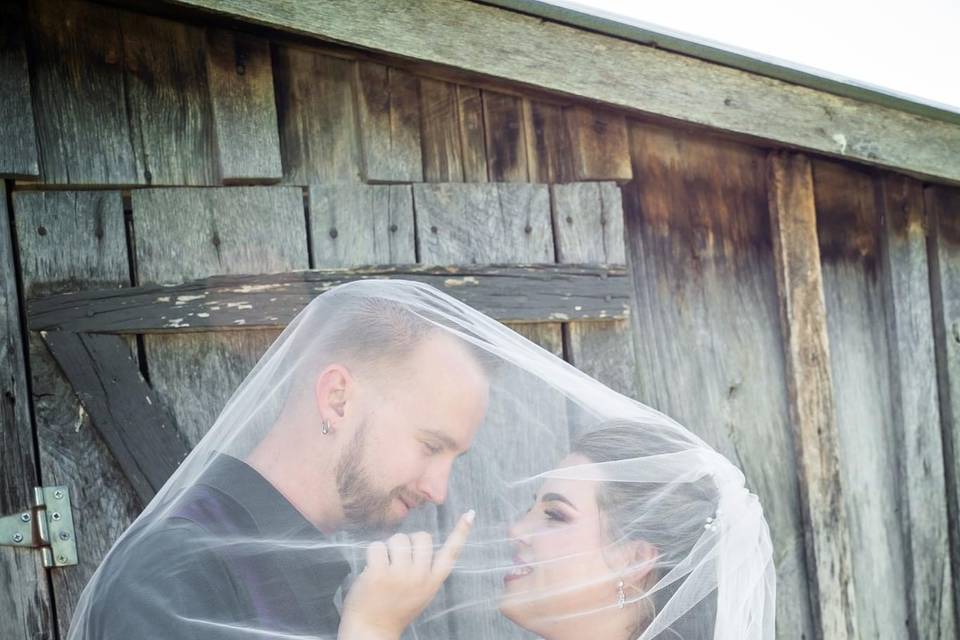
top-left (75, 296), bottom-right (491, 640)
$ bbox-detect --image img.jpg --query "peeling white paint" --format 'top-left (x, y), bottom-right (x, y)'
top-left (232, 284), bottom-right (282, 293)
top-left (444, 276), bottom-right (479, 287)
top-left (156, 296), bottom-right (171, 303)
top-left (549, 313), bottom-right (570, 320)
top-left (832, 133), bottom-right (848, 154)
top-left (233, 319), bottom-right (247, 325)
top-left (175, 294), bottom-right (205, 304)
top-left (75, 405), bottom-right (87, 433)
top-left (196, 313), bottom-right (210, 318)
top-left (145, 396), bottom-right (152, 405)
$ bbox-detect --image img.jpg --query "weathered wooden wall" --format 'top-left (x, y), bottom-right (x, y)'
top-left (1, 1), bottom-right (958, 639)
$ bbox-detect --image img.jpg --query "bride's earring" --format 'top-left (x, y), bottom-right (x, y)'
top-left (320, 419), bottom-right (331, 435)
top-left (616, 580), bottom-right (625, 609)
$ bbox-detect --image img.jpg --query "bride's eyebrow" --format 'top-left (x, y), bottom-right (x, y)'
top-left (540, 492), bottom-right (578, 511)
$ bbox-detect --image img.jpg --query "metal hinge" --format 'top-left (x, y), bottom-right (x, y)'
top-left (0, 486), bottom-right (78, 567)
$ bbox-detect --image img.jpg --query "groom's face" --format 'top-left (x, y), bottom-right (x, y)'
top-left (336, 332), bottom-right (489, 532)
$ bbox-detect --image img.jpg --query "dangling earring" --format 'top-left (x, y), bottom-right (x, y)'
top-left (320, 419), bottom-right (330, 435)
top-left (617, 580), bottom-right (625, 609)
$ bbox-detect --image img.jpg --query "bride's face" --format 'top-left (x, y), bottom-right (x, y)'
top-left (499, 454), bottom-right (622, 634)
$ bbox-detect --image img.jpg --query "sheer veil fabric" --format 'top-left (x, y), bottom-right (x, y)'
top-left (67, 279), bottom-right (775, 640)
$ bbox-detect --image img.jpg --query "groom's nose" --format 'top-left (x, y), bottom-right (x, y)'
top-left (416, 461), bottom-right (452, 505)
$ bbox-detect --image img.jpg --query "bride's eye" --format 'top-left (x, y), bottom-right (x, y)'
top-left (544, 508), bottom-right (568, 523)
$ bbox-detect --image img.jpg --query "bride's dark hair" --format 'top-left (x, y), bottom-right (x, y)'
top-left (573, 421), bottom-right (720, 639)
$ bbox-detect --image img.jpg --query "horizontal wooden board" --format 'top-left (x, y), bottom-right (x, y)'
top-left (28, 265), bottom-right (632, 333)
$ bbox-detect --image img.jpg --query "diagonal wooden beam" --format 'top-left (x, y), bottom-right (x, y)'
top-left (27, 264), bottom-right (631, 333)
top-left (767, 152), bottom-right (858, 639)
top-left (41, 331), bottom-right (190, 504)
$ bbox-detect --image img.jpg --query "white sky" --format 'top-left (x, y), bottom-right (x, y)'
top-left (541, 0), bottom-right (960, 112)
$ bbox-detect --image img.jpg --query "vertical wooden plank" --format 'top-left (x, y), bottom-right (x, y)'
top-left (274, 46), bottom-right (363, 185)
top-left (355, 62), bottom-right (423, 183)
top-left (420, 78), bottom-right (464, 182)
top-left (415, 182), bottom-right (565, 639)
top-left (624, 121), bottom-right (815, 639)
top-left (14, 190), bottom-right (141, 634)
top-left (133, 187), bottom-right (308, 447)
top-left (25, 0), bottom-right (138, 185)
top-left (0, 2), bottom-right (40, 177)
top-left (551, 182), bottom-right (639, 397)
top-left (205, 28), bottom-right (283, 183)
top-left (926, 185), bottom-right (960, 631)
top-left (309, 184), bottom-right (415, 267)
top-left (121, 12), bottom-right (218, 185)
top-left (0, 182), bottom-right (55, 640)
top-left (482, 91), bottom-right (527, 182)
top-left (813, 158), bottom-right (909, 639)
top-left (564, 105), bottom-right (632, 182)
top-left (522, 99), bottom-right (573, 184)
top-left (878, 174), bottom-right (957, 639)
top-left (457, 86), bottom-right (489, 183)
top-left (768, 153), bottom-right (857, 639)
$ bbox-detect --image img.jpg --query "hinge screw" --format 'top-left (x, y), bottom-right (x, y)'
top-left (58, 531), bottom-right (71, 541)
top-left (57, 554), bottom-right (67, 564)
top-left (53, 490), bottom-right (64, 500)
top-left (12, 533), bottom-right (24, 543)
top-left (19, 513), bottom-right (30, 523)
top-left (51, 512), bottom-right (61, 521)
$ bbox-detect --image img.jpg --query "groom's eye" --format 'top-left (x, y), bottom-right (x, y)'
top-left (422, 441), bottom-right (442, 455)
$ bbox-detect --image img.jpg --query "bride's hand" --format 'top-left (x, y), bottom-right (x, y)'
top-left (338, 511), bottom-right (475, 640)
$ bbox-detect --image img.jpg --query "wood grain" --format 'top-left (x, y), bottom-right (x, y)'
top-left (26, 0), bottom-right (138, 184)
top-left (14, 189), bottom-right (142, 634)
top-left (205, 27), bottom-right (283, 183)
top-left (523, 99), bottom-right (573, 184)
top-left (132, 187), bottom-right (308, 447)
top-left (625, 121), bottom-right (815, 639)
top-left (274, 45), bottom-right (363, 184)
top-left (564, 106), bottom-right (632, 182)
top-left (420, 78), bottom-right (465, 182)
top-left (0, 2), bottom-right (39, 177)
top-left (767, 152), bottom-right (857, 639)
top-left (416, 179), bottom-right (565, 639)
top-left (121, 11), bottom-right (218, 185)
top-left (482, 91), bottom-right (527, 182)
top-left (926, 185), bottom-right (960, 633)
top-left (168, 0), bottom-right (960, 183)
top-left (309, 184), bottom-right (415, 266)
top-left (551, 182), bottom-right (639, 398)
top-left (812, 158), bottom-right (910, 639)
top-left (878, 174), bottom-right (957, 639)
top-left (27, 265), bottom-right (633, 333)
top-left (0, 181), bottom-right (54, 640)
top-left (355, 62), bottom-right (423, 183)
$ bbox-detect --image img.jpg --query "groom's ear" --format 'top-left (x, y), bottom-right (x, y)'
top-left (314, 364), bottom-right (354, 421)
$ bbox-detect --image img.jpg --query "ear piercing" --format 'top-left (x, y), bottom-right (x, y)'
top-left (320, 419), bottom-right (331, 435)
top-left (616, 580), bottom-right (625, 609)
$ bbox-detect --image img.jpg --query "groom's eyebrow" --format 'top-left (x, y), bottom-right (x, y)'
top-left (540, 493), bottom-right (578, 511)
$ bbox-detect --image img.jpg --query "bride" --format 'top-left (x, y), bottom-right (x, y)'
top-left (342, 418), bottom-right (774, 640)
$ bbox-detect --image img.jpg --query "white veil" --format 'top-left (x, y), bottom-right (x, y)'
top-left (66, 279), bottom-right (775, 640)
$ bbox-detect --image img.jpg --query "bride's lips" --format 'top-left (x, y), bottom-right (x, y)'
top-left (504, 554), bottom-right (533, 584)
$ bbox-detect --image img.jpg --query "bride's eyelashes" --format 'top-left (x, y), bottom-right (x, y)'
top-left (543, 508), bottom-right (569, 523)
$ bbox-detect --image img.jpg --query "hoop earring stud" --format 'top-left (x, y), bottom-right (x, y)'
top-left (320, 419), bottom-right (330, 435)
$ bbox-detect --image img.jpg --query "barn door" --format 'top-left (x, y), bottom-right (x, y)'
top-left (11, 181), bottom-right (638, 640)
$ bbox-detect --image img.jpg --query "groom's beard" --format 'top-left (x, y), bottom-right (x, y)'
top-left (335, 419), bottom-right (404, 536)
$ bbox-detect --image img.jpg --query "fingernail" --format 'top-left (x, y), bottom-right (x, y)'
top-left (464, 509), bottom-right (476, 524)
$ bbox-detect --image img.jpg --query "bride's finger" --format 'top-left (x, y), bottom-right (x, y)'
top-left (386, 533), bottom-right (412, 568)
top-left (431, 510), bottom-right (474, 581)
